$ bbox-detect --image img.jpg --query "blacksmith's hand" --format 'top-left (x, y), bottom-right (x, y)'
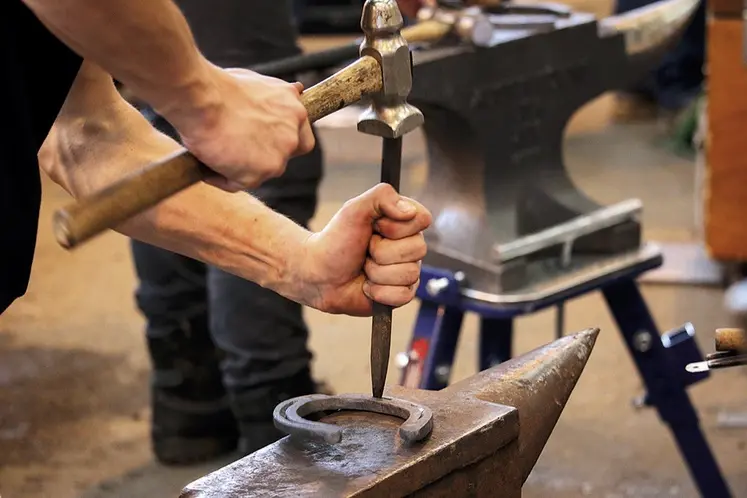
top-left (157, 65), bottom-right (314, 192)
top-left (298, 184), bottom-right (432, 316)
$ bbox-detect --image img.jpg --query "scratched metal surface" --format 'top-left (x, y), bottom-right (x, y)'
top-left (181, 329), bottom-right (599, 497)
top-left (181, 387), bottom-right (518, 497)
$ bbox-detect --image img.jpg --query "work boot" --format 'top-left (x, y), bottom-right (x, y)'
top-left (231, 368), bottom-right (333, 455)
top-left (147, 315), bottom-right (240, 465)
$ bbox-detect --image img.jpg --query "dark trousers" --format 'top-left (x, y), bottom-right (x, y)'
top-left (131, 110), bottom-right (323, 417)
top-left (615, 0), bottom-right (706, 109)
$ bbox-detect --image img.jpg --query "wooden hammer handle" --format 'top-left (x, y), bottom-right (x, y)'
top-left (54, 55), bottom-right (382, 249)
top-left (402, 20), bottom-right (452, 44)
top-left (715, 328), bottom-right (747, 352)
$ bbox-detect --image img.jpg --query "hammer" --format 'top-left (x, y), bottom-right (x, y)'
top-left (52, 13), bottom-right (420, 249)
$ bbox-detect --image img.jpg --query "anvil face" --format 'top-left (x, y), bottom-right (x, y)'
top-left (183, 388), bottom-right (518, 497)
top-left (181, 329), bottom-right (599, 498)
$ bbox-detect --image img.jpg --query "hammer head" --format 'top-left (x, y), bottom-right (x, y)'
top-left (360, 0), bottom-right (405, 33)
top-left (357, 0), bottom-right (425, 139)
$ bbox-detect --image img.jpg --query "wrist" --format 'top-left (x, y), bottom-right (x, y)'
top-left (273, 230), bottom-right (323, 309)
top-left (232, 208), bottom-right (319, 307)
top-left (150, 56), bottom-right (224, 135)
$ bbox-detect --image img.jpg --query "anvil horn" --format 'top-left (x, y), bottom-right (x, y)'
top-left (444, 327), bottom-right (600, 484)
top-left (598, 0), bottom-right (700, 56)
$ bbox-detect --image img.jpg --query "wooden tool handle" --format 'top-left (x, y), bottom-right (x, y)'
top-left (402, 19), bottom-right (452, 44)
top-left (715, 328), bottom-right (747, 352)
top-left (54, 55), bottom-right (382, 249)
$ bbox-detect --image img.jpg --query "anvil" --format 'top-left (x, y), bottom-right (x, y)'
top-left (407, 0), bottom-right (699, 298)
top-left (180, 328), bottom-right (598, 497)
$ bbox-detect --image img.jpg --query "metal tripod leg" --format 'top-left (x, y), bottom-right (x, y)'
top-left (602, 279), bottom-right (732, 498)
top-left (399, 300), bottom-right (464, 390)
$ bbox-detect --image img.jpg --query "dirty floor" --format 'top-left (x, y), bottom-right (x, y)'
top-left (3, 7), bottom-right (747, 498)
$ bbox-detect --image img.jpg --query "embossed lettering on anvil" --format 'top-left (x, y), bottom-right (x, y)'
top-left (468, 59), bottom-right (589, 110)
top-left (469, 59), bottom-right (589, 164)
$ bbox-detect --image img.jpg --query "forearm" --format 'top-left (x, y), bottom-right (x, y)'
top-left (22, 0), bottom-right (216, 126)
top-left (125, 183), bottom-right (312, 301)
top-left (40, 62), bottom-right (313, 303)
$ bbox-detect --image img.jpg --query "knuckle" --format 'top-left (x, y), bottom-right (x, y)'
top-left (364, 258), bottom-right (378, 278)
top-left (372, 218), bottom-right (389, 236)
top-left (263, 156), bottom-right (286, 178)
top-left (371, 183), bottom-right (392, 196)
top-left (281, 132), bottom-right (300, 154)
top-left (405, 286), bottom-right (417, 302)
top-left (420, 210), bottom-right (434, 228)
top-left (284, 82), bottom-right (299, 94)
top-left (367, 283), bottom-right (382, 303)
top-left (405, 263), bottom-right (421, 285)
top-left (302, 133), bottom-right (315, 153)
top-left (368, 235), bottom-right (383, 259)
top-left (295, 104), bottom-right (309, 123)
top-left (412, 236), bottom-right (428, 260)
top-left (406, 285), bottom-right (418, 302)
top-left (342, 197), bottom-right (358, 213)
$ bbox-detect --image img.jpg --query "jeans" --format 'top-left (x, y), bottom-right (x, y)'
top-left (131, 111), bottom-right (323, 415)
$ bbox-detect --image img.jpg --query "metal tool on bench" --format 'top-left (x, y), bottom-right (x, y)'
top-left (181, 329), bottom-right (599, 498)
top-left (687, 327), bottom-right (747, 372)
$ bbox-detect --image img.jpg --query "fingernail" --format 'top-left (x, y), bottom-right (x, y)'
top-left (362, 281), bottom-right (373, 299)
top-left (396, 198), bottom-right (415, 213)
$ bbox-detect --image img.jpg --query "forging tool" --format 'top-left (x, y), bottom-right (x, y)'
top-left (355, 0), bottom-right (424, 399)
top-left (182, 329), bottom-right (599, 498)
top-left (687, 327), bottom-right (747, 372)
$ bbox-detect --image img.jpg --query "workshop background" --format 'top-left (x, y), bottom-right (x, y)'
top-left (2, 0), bottom-right (747, 497)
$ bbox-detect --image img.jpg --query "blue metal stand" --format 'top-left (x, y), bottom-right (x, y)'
top-left (400, 263), bottom-right (731, 497)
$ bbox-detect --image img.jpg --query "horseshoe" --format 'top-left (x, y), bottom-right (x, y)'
top-left (273, 393), bottom-right (434, 444)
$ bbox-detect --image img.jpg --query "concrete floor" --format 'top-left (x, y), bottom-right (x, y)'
top-left (3, 5), bottom-right (747, 496)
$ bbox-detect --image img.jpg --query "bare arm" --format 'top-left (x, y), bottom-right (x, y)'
top-left (40, 61), bottom-right (313, 304)
top-left (24, 0), bottom-right (314, 191)
top-left (41, 63), bottom-right (431, 316)
top-left (22, 0), bottom-right (220, 130)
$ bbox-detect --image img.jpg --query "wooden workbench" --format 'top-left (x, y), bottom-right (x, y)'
top-left (705, 0), bottom-right (747, 260)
